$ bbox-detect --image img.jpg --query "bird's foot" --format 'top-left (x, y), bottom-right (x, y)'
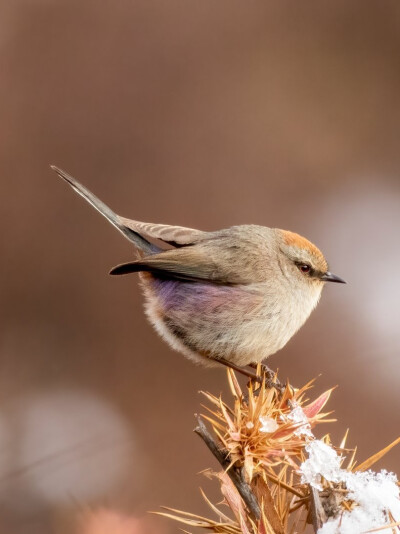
top-left (249, 362), bottom-right (285, 393)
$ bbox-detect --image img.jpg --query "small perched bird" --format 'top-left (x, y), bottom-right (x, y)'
top-left (52, 166), bottom-right (345, 377)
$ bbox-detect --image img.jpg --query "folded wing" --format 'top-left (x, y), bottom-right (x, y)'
top-left (110, 244), bottom-right (250, 285)
top-left (117, 217), bottom-right (207, 247)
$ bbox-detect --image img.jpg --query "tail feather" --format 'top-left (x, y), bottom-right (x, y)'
top-left (51, 166), bottom-right (159, 254)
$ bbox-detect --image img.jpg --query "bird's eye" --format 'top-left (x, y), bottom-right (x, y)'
top-left (298, 263), bottom-right (311, 274)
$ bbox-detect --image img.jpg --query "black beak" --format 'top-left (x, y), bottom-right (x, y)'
top-left (320, 271), bottom-right (346, 284)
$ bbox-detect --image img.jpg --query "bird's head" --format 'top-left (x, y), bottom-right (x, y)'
top-left (278, 230), bottom-right (346, 288)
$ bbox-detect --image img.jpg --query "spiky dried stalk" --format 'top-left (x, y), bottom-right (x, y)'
top-left (156, 369), bottom-right (400, 534)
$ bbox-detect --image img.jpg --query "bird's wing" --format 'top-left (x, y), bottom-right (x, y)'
top-left (117, 217), bottom-right (207, 247)
top-left (110, 245), bottom-right (248, 284)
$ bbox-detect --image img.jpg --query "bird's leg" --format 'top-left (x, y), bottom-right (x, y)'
top-left (214, 358), bottom-right (259, 404)
top-left (215, 358), bottom-right (284, 394)
top-left (216, 357), bottom-right (260, 381)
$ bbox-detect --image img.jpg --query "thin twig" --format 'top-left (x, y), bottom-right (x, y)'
top-left (194, 414), bottom-right (261, 522)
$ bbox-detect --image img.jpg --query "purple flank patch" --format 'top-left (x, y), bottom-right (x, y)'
top-left (151, 278), bottom-right (182, 309)
top-left (150, 276), bottom-right (250, 315)
top-left (151, 278), bottom-right (212, 310)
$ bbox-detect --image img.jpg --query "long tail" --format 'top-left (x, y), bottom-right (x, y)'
top-left (51, 166), bottom-right (159, 254)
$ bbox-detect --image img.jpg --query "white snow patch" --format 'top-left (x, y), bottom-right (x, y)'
top-left (286, 402), bottom-right (313, 437)
top-left (259, 416), bottom-right (278, 433)
top-left (300, 440), bottom-right (343, 490)
top-left (300, 440), bottom-right (400, 533)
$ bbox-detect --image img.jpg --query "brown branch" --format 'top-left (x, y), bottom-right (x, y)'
top-left (194, 414), bottom-right (261, 522)
top-left (309, 486), bottom-right (327, 532)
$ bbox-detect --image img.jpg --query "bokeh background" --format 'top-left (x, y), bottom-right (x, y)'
top-left (1, 1), bottom-right (400, 533)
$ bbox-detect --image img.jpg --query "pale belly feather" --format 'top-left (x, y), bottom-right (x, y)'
top-left (141, 275), bottom-right (321, 367)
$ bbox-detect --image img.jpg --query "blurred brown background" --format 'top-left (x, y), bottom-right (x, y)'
top-left (1, 1), bottom-right (400, 533)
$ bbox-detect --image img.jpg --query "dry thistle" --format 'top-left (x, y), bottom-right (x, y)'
top-left (156, 369), bottom-right (400, 534)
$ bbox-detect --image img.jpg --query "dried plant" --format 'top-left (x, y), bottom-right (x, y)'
top-left (156, 368), bottom-right (400, 533)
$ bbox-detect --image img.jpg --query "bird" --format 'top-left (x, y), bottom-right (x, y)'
top-left (52, 166), bottom-right (345, 379)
